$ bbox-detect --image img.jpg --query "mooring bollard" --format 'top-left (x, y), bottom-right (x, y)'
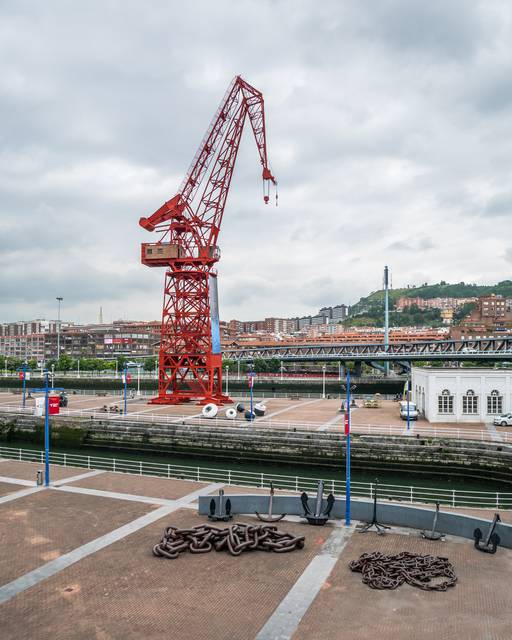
top-left (36, 470), bottom-right (43, 486)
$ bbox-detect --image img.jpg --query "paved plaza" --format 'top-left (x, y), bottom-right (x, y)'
top-left (0, 459), bottom-right (511, 639)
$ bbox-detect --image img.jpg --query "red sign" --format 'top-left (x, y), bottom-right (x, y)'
top-left (19, 371), bottom-right (24, 381)
top-left (344, 413), bottom-right (350, 436)
top-left (48, 395), bottom-right (60, 415)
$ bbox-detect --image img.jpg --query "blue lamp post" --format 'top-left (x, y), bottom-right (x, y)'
top-left (406, 378), bottom-right (411, 433)
top-left (345, 369), bottom-right (352, 526)
top-left (21, 363), bottom-right (28, 408)
top-left (32, 371), bottom-right (64, 487)
top-left (123, 366), bottom-right (128, 415)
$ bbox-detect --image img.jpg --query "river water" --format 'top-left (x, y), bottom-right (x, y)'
top-left (8, 441), bottom-right (508, 494)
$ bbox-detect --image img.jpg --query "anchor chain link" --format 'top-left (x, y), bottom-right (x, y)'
top-left (153, 523), bottom-right (305, 559)
top-left (349, 551), bottom-right (457, 591)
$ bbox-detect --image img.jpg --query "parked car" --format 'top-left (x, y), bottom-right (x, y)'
top-left (493, 413), bottom-right (512, 427)
top-left (398, 401), bottom-right (419, 421)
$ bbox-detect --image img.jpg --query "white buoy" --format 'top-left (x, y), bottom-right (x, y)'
top-left (202, 403), bottom-right (218, 418)
top-left (225, 407), bottom-right (237, 419)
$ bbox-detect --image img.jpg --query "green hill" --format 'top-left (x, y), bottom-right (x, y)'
top-left (346, 280), bottom-right (512, 328)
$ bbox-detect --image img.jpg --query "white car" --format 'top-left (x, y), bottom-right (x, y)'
top-left (493, 413), bottom-right (512, 427)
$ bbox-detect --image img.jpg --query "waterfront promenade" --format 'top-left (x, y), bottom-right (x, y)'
top-left (0, 458), bottom-right (511, 639)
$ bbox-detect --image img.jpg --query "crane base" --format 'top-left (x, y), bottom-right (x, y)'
top-left (147, 394), bottom-right (232, 406)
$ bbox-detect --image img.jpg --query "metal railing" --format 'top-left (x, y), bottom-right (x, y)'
top-left (0, 445), bottom-right (510, 509)
top-left (0, 403), bottom-right (511, 443)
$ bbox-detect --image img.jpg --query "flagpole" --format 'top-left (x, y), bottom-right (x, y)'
top-left (345, 369), bottom-right (351, 526)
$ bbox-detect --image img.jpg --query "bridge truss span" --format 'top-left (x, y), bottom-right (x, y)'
top-left (223, 337), bottom-right (512, 362)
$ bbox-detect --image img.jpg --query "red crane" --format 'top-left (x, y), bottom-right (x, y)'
top-left (139, 76), bottom-right (276, 405)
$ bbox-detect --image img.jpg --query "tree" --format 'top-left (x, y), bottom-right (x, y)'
top-left (143, 357), bottom-right (157, 372)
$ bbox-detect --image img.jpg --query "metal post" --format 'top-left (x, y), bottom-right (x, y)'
top-left (345, 369), bottom-right (351, 526)
top-left (322, 365), bottom-right (326, 399)
top-left (77, 358), bottom-right (80, 379)
top-left (44, 370), bottom-right (50, 487)
top-left (406, 378), bottom-right (411, 432)
top-left (280, 361), bottom-right (283, 381)
top-left (237, 359), bottom-right (240, 380)
top-left (384, 266), bottom-right (389, 377)
top-left (124, 366), bottom-right (128, 415)
top-left (21, 363), bottom-right (27, 408)
top-left (56, 296), bottom-right (63, 360)
top-left (225, 365), bottom-right (229, 396)
top-left (137, 363), bottom-right (141, 397)
top-left (250, 375), bottom-right (254, 422)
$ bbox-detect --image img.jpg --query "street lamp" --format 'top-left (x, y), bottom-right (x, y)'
top-left (322, 365), bottom-right (327, 399)
top-left (237, 358), bottom-right (240, 380)
top-left (56, 297), bottom-right (63, 361)
top-left (50, 364), bottom-right (55, 387)
top-left (342, 373), bottom-right (357, 527)
top-left (406, 378), bottom-right (411, 433)
top-left (280, 360), bottom-right (284, 381)
top-left (225, 365), bottom-right (229, 396)
top-left (137, 362), bottom-right (142, 396)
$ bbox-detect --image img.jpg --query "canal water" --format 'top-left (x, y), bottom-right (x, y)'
top-left (7, 441), bottom-right (508, 494)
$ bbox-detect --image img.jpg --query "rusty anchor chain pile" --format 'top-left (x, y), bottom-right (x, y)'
top-left (349, 552), bottom-right (457, 591)
top-left (153, 523), bottom-right (305, 559)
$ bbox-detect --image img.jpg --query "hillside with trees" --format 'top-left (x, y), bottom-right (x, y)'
top-left (345, 280), bottom-right (512, 328)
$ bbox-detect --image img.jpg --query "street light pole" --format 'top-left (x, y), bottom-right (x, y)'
top-left (237, 359), bottom-right (240, 380)
top-left (345, 369), bottom-right (352, 526)
top-left (137, 363), bottom-right (141, 396)
top-left (21, 363), bottom-right (27, 408)
top-left (56, 297), bottom-right (63, 361)
top-left (123, 365), bottom-right (128, 415)
top-left (225, 365), bottom-right (229, 396)
top-left (322, 365), bottom-right (326, 399)
top-left (44, 370), bottom-right (50, 486)
top-left (280, 360), bottom-right (284, 381)
top-left (406, 378), bottom-right (411, 433)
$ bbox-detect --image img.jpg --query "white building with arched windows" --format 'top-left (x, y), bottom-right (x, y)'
top-left (411, 367), bottom-right (511, 423)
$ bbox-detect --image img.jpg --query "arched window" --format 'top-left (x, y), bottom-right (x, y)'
top-left (487, 389), bottom-right (503, 415)
top-left (438, 389), bottom-right (453, 414)
top-left (462, 389), bottom-right (478, 415)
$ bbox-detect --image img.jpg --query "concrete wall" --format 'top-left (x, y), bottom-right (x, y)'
top-left (199, 493), bottom-right (512, 548)
top-left (412, 367), bottom-right (512, 423)
top-left (2, 413), bottom-right (512, 479)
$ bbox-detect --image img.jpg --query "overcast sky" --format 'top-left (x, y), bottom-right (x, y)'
top-left (1, 0), bottom-right (512, 324)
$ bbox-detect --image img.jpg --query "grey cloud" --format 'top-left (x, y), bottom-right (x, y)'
top-left (1, 0), bottom-right (512, 324)
top-left (484, 193), bottom-right (512, 218)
